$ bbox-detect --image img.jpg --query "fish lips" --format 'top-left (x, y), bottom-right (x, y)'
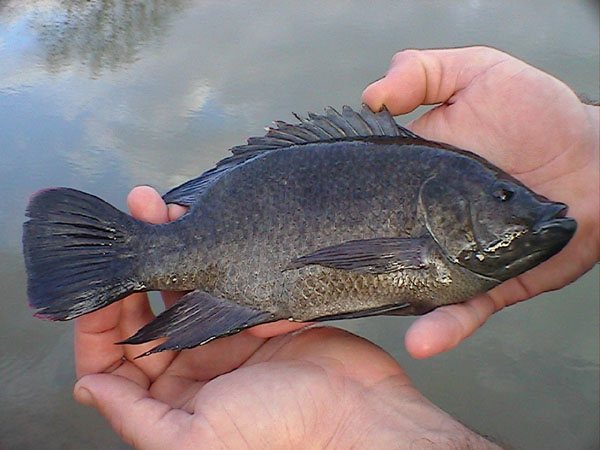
top-left (527, 215), bottom-right (577, 260)
top-left (531, 202), bottom-right (576, 234)
top-left (490, 204), bottom-right (577, 281)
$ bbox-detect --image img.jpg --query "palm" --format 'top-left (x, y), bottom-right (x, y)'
top-left (149, 326), bottom-right (407, 448)
top-left (362, 47), bottom-right (599, 356)
top-left (75, 293), bottom-right (425, 449)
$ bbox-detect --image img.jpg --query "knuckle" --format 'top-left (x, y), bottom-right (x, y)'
top-left (391, 48), bottom-right (420, 65)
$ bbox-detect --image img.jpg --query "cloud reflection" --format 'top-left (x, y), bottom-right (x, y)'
top-left (0, 0), bottom-right (190, 76)
top-left (0, 0), bottom-right (598, 191)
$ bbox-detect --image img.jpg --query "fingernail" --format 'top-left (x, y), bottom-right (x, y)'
top-left (369, 75), bottom-right (386, 85)
top-left (363, 76), bottom-right (385, 94)
top-left (75, 386), bottom-right (95, 407)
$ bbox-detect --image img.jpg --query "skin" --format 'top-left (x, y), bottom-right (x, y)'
top-left (74, 47), bottom-right (599, 448)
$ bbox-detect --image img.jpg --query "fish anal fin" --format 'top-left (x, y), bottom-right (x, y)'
top-left (119, 290), bottom-right (276, 357)
top-left (288, 237), bottom-right (431, 274)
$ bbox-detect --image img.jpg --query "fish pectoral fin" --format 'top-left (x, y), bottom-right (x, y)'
top-left (118, 290), bottom-right (275, 358)
top-left (287, 237), bottom-right (431, 273)
top-left (311, 303), bottom-right (412, 321)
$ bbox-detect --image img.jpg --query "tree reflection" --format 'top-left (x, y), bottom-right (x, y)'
top-left (1, 0), bottom-right (190, 75)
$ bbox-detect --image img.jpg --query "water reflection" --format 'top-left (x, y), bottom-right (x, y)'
top-left (2, 1), bottom-right (598, 193)
top-left (0, 1), bottom-right (598, 449)
top-left (0, 0), bottom-right (190, 75)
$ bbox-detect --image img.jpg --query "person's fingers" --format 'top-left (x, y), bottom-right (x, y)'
top-left (168, 203), bottom-right (188, 222)
top-left (75, 293), bottom-right (172, 384)
top-left (150, 332), bottom-right (267, 411)
top-left (127, 185), bottom-right (170, 224)
top-left (361, 46), bottom-right (509, 115)
top-left (161, 291), bottom-right (186, 309)
top-left (248, 320), bottom-right (312, 338)
top-left (404, 259), bottom-right (580, 359)
top-left (74, 374), bottom-right (193, 449)
top-left (119, 295), bottom-right (177, 380)
top-left (128, 185), bottom-right (188, 224)
top-left (75, 302), bottom-right (126, 378)
top-left (404, 294), bottom-right (498, 359)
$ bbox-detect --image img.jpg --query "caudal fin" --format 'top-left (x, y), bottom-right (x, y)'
top-left (23, 188), bottom-right (146, 320)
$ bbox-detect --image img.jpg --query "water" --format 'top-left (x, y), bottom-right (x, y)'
top-left (1, 1), bottom-right (598, 448)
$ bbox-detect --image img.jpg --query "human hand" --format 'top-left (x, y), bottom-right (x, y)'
top-left (73, 187), bottom-right (499, 450)
top-left (362, 46), bottom-right (600, 358)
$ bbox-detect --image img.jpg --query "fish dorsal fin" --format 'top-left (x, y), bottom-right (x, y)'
top-left (230, 104), bottom-right (418, 156)
top-left (162, 105), bottom-right (418, 206)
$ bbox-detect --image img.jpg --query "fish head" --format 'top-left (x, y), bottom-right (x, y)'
top-left (419, 171), bottom-right (577, 282)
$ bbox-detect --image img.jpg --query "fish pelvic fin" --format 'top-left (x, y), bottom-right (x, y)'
top-left (119, 290), bottom-right (276, 358)
top-left (23, 188), bottom-right (147, 320)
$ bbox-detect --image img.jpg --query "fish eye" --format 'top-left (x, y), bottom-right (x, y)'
top-left (493, 186), bottom-right (515, 202)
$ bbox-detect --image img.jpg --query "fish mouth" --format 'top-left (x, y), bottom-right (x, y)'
top-left (467, 203), bottom-right (577, 282)
top-left (532, 217), bottom-right (577, 235)
top-left (532, 202), bottom-right (576, 236)
top-left (531, 203), bottom-right (577, 234)
top-left (493, 206), bottom-right (577, 281)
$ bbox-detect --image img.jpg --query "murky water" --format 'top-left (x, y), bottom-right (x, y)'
top-left (1, 1), bottom-right (598, 449)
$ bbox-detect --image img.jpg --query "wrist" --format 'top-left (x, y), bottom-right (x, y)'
top-left (583, 103), bottom-right (600, 262)
top-left (328, 378), bottom-right (502, 450)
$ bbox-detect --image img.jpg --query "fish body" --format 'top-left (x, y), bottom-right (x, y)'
top-left (23, 106), bottom-right (576, 356)
top-left (151, 140), bottom-right (496, 316)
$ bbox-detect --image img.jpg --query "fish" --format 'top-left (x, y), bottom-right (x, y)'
top-left (22, 105), bottom-right (577, 357)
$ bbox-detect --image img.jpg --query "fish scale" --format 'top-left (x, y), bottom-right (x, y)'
top-left (22, 105), bottom-right (576, 356)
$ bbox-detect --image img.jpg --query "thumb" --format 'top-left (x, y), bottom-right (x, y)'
top-left (361, 46), bottom-right (508, 115)
top-left (74, 374), bottom-right (190, 449)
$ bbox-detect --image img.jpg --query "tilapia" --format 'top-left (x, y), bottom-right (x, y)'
top-left (22, 105), bottom-right (577, 356)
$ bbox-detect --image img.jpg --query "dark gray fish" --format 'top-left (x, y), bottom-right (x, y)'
top-left (22, 105), bottom-right (577, 357)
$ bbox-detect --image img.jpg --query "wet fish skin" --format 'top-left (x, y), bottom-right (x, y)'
top-left (162, 140), bottom-right (493, 318)
top-left (22, 106), bottom-right (577, 356)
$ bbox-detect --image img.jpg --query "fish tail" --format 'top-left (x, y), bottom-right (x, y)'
top-left (23, 188), bottom-right (149, 320)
